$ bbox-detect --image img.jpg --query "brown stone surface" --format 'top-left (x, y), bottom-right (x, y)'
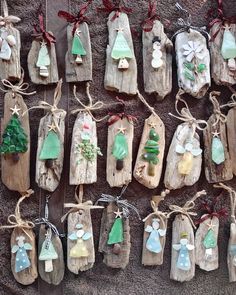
top-left (0, 0), bottom-right (236, 294)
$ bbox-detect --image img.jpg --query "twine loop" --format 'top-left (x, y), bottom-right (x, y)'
top-left (209, 91), bottom-right (227, 126)
top-left (0, 0), bottom-right (21, 24)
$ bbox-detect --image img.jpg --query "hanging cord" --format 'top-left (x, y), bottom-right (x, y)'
top-left (221, 93), bottom-right (236, 109)
top-left (141, 0), bottom-right (160, 32)
top-left (71, 82), bottom-right (109, 122)
top-left (0, 190), bottom-right (35, 239)
top-left (61, 184), bottom-right (104, 223)
top-left (214, 183), bottom-right (236, 224)
top-left (0, 0), bottom-right (21, 24)
top-left (168, 190), bottom-right (206, 229)
top-left (137, 90), bottom-right (158, 117)
top-left (209, 91), bottom-right (227, 126)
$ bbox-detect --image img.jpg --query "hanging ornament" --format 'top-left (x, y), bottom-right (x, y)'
top-left (58, 1), bottom-right (93, 82)
top-left (142, 1), bottom-right (173, 100)
top-left (203, 92), bottom-right (233, 183)
top-left (173, 3), bottom-right (210, 98)
top-left (98, 0), bottom-right (137, 95)
top-left (164, 90), bottom-right (206, 190)
top-left (134, 92), bottom-right (165, 189)
top-left (70, 83), bottom-right (105, 185)
top-left (97, 186), bottom-right (140, 269)
top-left (28, 10), bottom-right (58, 85)
top-left (0, 190), bottom-right (38, 285)
top-left (61, 185), bottom-right (103, 274)
top-left (0, 0), bottom-right (21, 81)
top-left (169, 190), bottom-right (206, 282)
top-left (142, 189), bottom-right (169, 266)
top-left (0, 71), bottom-right (35, 192)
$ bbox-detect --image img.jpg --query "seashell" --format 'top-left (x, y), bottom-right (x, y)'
top-left (6, 34), bottom-right (16, 46)
top-left (0, 21), bottom-right (5, 26)
top-left (0, 39), bottom-right (11, 60)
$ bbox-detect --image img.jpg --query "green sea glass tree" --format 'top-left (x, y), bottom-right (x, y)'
top-left (112, 131), bottom-right (128, 171)
top-left (39, 130), bottom-right (60, 168)
top-left (72, 32), bottom-right (86, 64)
top-left (107, 214), bottom-right (124, 255)
top-left (36, 41), bottom-right (50, 77)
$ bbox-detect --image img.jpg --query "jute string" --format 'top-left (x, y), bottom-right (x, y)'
top-left (0, 0), bottom-right (21, 24)
top-left (137, 90), bottom-right (158, 117)
top-left (209, 91), bottom-right (227, 126)
top-left (221, 93), bottom-right (236, 109)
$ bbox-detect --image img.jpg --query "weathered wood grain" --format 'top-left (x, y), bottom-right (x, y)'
top-left (142, 20), bottom-right (172, 100)
top-left (134, 114), bottom-right (165, 189)
top-left (99, 203), bottom-right (130, 269)
top-left (11, 227), bottom-right (38, 285)
top-left (38, 225), bottom-right (64, 285)
top-left (106, 117), bottom-right (134, 187)
top-left (1, 92), bottom-right (30, 192)
top-left (65, 23), bottom-right (92, 83)
top-left (228, 222), bottom-right (236, 282)
top-left (175, 29), bottom-right (211, 98)
top-left (195, 215), bottom-right (219, 271)
top-left (226, 106), bottom-right (236, 175)
top-left (104, 12), bottom-right (137, 95)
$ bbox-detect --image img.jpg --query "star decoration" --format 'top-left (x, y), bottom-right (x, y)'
top-left (10, 105), bottom-right (21, 116)
top-left (115, 27), bottom-right (124, 32)
top-left (75, 29), bottom-right (81, 36)
top-left (212, 131), bottom-right (220, 138)
top-left (118, 126), bottom-right (126, 134)
top-left (47, 123), bottom-right (57, 132)
top-left (148, 122), bottom-right (157, 129)
top-left (114, 208), bottom-right (123, 219)
top-left (41, 40), bottom-right (47, 47)
top-left (206, 221), bottom-right (216, 231)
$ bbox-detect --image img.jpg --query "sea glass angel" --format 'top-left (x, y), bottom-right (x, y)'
top-left (11, 236), bottom-right (32, 273)
top-left (68, 223), bottom-right (92, 258)
top-left (172, 233), bottom-right (194, 271)
top-left (145, 218), bottom-right (166, 253)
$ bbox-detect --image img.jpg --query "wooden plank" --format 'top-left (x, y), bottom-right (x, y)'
top-left (164, 123), bottom-right (202, 190)
top-left (70, 112), bottom-right (97, 185)
top-left (228, 222), bottom-right (236, 282)
top-left (1, 92), bottom-right (30, 192)
top-left (195, 215), bottom-right (219, 271)
top-left (98, 203), bottom-right (130, 269)
top-left (142, 20), bottom-right (172, 100)
top-left (104, 12), bottom-right (137, 95)
top-left (226, 107), bottom-right (236, 176)
top-left (65, 23), bottom-right (92, 82)
top-left (133, 114), bottom-right (165, 189)
top-left (175, 29), bottom-right (211, 98)
top-left (106, 117), bottom-right (134, 187)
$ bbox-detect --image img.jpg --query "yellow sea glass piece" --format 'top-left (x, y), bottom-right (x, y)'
top-left (70, 239), bottom-right (89, 258)
top-left (178, 151), bottom-right (193, 175)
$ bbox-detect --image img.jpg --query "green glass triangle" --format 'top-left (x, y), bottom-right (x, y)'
top-left (39, 130), bottom-right (60, 160)
top-left (39, 240), bottom-right (58, 261)
top-left (203, 229), bottom-right (217, 249)
top-left (36, 43), bottom-right (50, 67)
top-left (111, 31), bottom-right (133, 60)
top-left (112, 132), bottom-right (128, 160)
top-left (0, 114), bottom-right (28, 154)
top-left (211, 137), bottom-right (225, 165)
top-left (221, 29), bottom-right (236, 60)
top-left (72, 35), bottom-right (86, 56)
top-left (107, 217), bottom-right (124, 245)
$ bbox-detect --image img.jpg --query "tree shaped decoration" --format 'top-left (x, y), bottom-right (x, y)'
top-left (107, 209), bottom-right (124, 254)
top-left (142, 127), bottom-right (160, 176)
top-left (72, 29), bottom-right (87, 64)
top-left (36, 41), bottom-right (51, 78)
top-left (221, 24), bottom-right (236, 71)
top-left (112, 127), bottom-right (128, 171)
top-left (0, 105), bottom-right (28, 163)
top-left (39, 123), bottom-right (60, 169)
top-left (111, 28), bottom-right (133, 70)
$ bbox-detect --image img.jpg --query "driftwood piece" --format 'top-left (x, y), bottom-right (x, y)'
top-left (228, 222), bottom-right (236, 282)
top-left (11, 227), bottom-right (38, 285)
top-left (27, 36), bottom-right (59, 85)
top-left (106, 117), bottom-right (134, 187)
top-left (195, 215), bottom-right (219, 271)
top-left (133, 114), bottom-right (165, 189)
top-left (38, 225), bottom-right (64, 285)
top-left (67, 210), bottom-right (95, 274)
top-left (210, 23), bottom-right (236, 86)
top-left (0, 25), bottom-right (21, 81)
top-left (164, 123), bottom-right (202, 190)
top-left (35, 111), bottom-right (66, 192)
top-left (142, 20), bottom-right (172, 100)
top-left (104, 12), bottom-right (137, 95)
top-left (1, 92), bottom-right (30, 192)
top-left (175, 29), bottom-right (211, 98)
top-left (226, 106), bottom-right (236, 176)
top-left (65, 23), bottom-right (92, 83)
top-left (99, 203), bottom-right (130, 269)
top-left (170, 215), bottom-right (195, 282)
top-left (203, 115), bottom-right (233, 183)
top-left (70, 112), bottom-right (97, 185)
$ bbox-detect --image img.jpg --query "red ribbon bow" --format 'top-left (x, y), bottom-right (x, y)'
top-left (97, 0), bottom-right (132, 22)
top-left (34, 13), bottom-right (56, 45)
top-left (58, 0), bottom-right (92, 36)
top-left (142, 1), bottom-right (160, 32)
top-left (108, 112), bottom-right (137, 126)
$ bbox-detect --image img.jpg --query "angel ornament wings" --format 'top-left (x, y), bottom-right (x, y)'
top-left (173, 232), bottom-right (194, 271)
top-left (145, 218), bottom-right (166, 253)
top-left (12, 236), bottom-right (33, 273)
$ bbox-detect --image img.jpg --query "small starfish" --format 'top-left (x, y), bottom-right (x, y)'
top-left (47, 123), bottom-right (57, 132)
top-left (75, 29), bottom-right (81, 36)
top-left (41, 40), bottom-right (47, 47)
top-left (114, 208), bottom-right (123, 219)
top-left (206, 221), bottom-right (216, 231)
top-left (118, 127), bottom-right (126, 134)
top-left (212, 131), bottom-right (220, 138)
top-left (148, 122), bottom-right (157, 129)
top-left (10, 105), bottom-right (21, 116)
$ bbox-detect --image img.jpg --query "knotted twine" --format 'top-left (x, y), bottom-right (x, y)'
top-left (221, 93), bottom-right (236, 109)
top-left (137, 90), bottom-right (159, 118)
top-left (0, 190), bottom-right (35, 239)
top-left (96, 185), bottom-right (141, 220)
top-left (0, 0), bottom-right (21, 25)
top-left (141, 1), bottom-right (160, 32)
top-left (168, 190), bottom-right (207, 229)
top-left (61, 185), bottom-right (104, 223)
top-left (71, 82), bottom-right (108, 123)
top-left (209, 91), bottom-right (227, 126)
top-left (97, 0), bottom-right (132, 22)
